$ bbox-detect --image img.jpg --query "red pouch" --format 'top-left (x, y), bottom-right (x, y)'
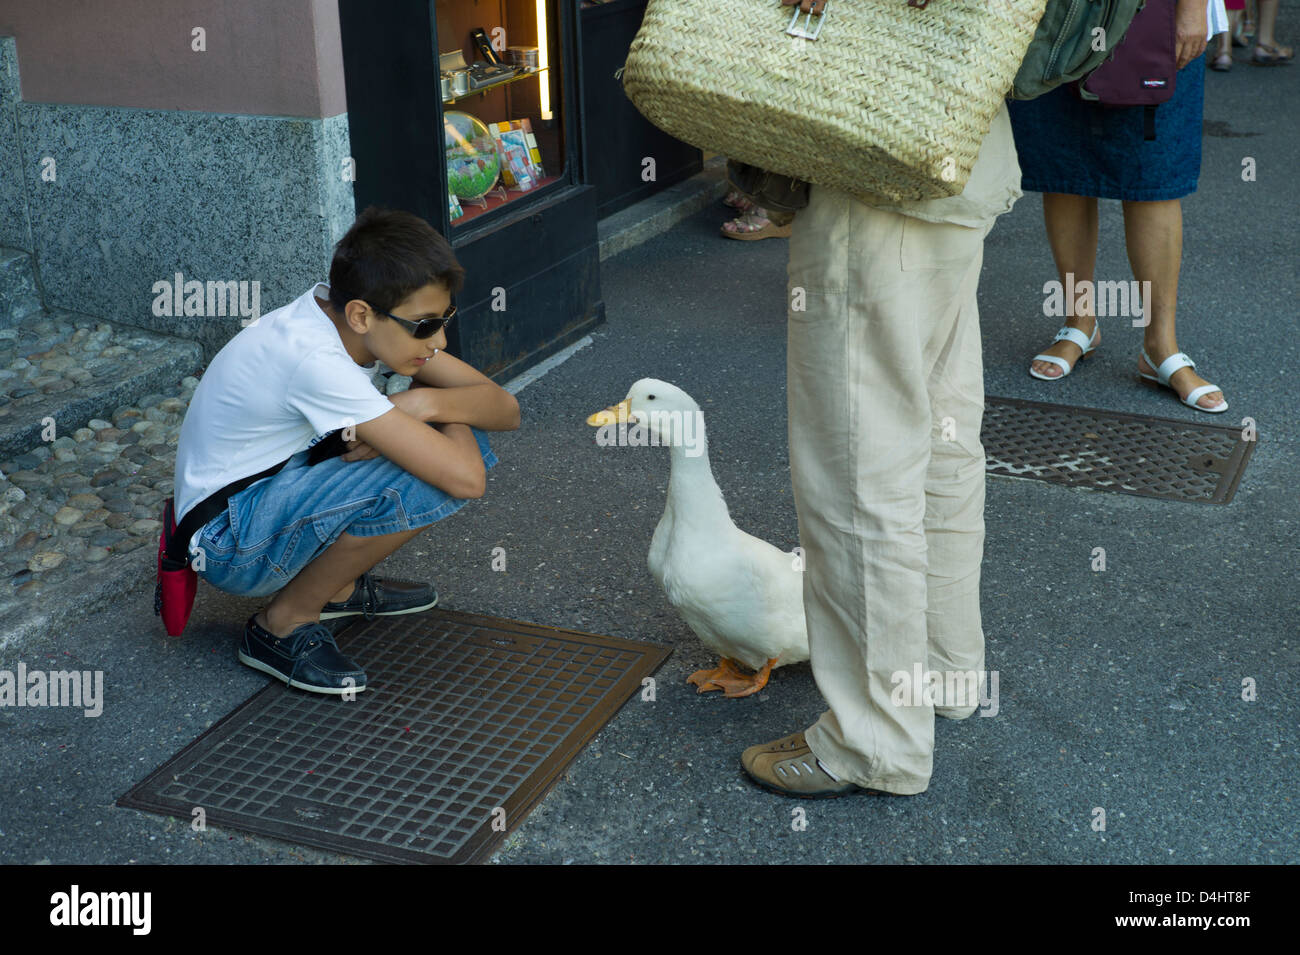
top-left (153, 458), bottom-right (290, 636)
top-left (155, 498), bottom-right (198, 637)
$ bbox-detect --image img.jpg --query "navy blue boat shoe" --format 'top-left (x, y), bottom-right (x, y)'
top-left (318, 573), bottom-right (438, 621)
top-left (238, 616), bottom-right (367, 695)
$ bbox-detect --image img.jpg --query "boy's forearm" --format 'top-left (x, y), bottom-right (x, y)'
top-left (357, 414), bottom-right (486, 499)
top-left (437, 420), bottom-right (478, 450)
top-left (435, 421), bottom-right (487, 497)
top-left (401, 382), bottom-right (520, 431)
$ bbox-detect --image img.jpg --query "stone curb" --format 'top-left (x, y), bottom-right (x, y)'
top-left (0, 548), bottom-right (155, 653)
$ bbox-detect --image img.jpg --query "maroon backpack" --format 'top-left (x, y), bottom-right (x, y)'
top-left (1077, 0), bottom-right (1179, 140)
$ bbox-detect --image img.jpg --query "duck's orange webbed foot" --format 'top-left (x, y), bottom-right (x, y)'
top-left (687, 657), bottom-right (778, 698)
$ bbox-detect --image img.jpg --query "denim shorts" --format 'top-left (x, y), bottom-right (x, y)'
top-left (196, 426), bottom-right (498, 599)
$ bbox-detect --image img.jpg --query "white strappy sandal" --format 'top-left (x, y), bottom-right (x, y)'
top-left (1138, 349), bottom-right (1228, 413)
top-left (1028, 324), bottom-right (1099, 380)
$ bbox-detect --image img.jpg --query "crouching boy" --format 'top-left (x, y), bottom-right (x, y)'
top-left (171, 207), bottom-right (520, 694)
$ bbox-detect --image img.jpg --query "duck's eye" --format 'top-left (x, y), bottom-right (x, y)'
top-left (648, 395), bottom-right (656, 400)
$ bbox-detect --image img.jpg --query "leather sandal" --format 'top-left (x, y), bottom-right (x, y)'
top-left (1251, 42), bottom-right (1293, 65)
top-left (1029, 323), bottom-right (1099, 380)
top-left (720, 210), bottom-right (792, 241)
top-left (1138, 349), bottom-right (1228, 413)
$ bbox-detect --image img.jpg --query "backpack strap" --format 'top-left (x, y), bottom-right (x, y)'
top-left (1143, 105), bottom-right (1156, 141)
top-left (162, 459), bottom-right (291, 568)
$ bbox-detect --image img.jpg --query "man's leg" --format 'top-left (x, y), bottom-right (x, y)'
top-left (258, 525), bottom-right (426, 637)
top-left (200, 428), bottom-right (498, 608)
top-left (781, 189), bottom-right (987, 795)
top-left (923, 228), bottom-right (990, 718)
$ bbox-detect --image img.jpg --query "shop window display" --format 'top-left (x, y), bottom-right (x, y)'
top-left (437, 0), bottom-right (564, 226)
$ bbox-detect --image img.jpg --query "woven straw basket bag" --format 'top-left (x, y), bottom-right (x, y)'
top-left (622, 0), bottom-right (1047, 202)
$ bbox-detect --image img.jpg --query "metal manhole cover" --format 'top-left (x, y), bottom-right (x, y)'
top-left (981, 396), bottom-right (1255, 504)
top-left (118, 609), bottom-right (670, 864)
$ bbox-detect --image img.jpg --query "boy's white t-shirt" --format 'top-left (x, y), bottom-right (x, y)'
top-left (173, 282), bottom-right (396, 530)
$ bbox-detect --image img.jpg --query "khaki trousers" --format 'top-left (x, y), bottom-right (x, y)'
top-left (786, 186), bottom-right (991, 795)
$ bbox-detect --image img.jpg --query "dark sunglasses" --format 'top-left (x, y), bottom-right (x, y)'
top-left (367, 302), bottom-right (456, 339)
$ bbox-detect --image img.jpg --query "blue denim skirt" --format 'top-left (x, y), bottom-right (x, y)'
top-left (195, 426), bottom-right (498, 598)
top-left (1006, 53), bottom-right (1205, 201)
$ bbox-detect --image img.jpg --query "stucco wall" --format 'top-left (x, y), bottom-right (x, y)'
top-left (0, 0), bottom-right (347, 117)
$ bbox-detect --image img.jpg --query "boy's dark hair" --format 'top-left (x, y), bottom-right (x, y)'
top-left (328, 206), bottom-right (465, 315)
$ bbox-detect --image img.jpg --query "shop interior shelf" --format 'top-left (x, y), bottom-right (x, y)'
top-left (444, 67), bottom-right (549, 105)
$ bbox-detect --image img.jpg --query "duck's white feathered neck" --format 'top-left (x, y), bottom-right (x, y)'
top-left (663, 422), bottom-right (735, 532)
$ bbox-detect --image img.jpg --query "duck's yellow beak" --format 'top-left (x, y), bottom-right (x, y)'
top-left (586, 398), bottom-right (632, 427)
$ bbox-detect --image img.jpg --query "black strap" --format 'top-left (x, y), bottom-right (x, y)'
top-left (162, 459), bottom-right (290, 568)
top-left (305, 428), bottom-right (349, 465)
top-left (1143, 105), bottom-right (1157, 141)
top-left (163, 430), bottom-right (354, 568)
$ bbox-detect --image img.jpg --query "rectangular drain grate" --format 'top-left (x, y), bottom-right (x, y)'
top-left (981, 396), bottom-right (1255, 504)
top-left (118, 609), bottom-right (670, 864)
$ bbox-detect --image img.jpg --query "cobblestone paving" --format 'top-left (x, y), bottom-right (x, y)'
top-left (0, 318), bottom-right (415, 619)
top-left (0, 318), bottom-right (113, 400)
top-left (0, 383), bottom-right (194, 588)
top-left (0, 313), bottom-right (196, 445)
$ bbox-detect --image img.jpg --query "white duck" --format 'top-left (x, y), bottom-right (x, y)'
top-left (587, 378), bottom-right (809, 697)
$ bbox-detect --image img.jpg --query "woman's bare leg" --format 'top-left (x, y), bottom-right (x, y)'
top-left (1030, 193), bottom-right (1101, 377)
top-left (1121, 198), bottom-right (1225, 408)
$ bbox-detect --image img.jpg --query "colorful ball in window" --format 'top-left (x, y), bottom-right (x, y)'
top-left (443, 111), bottom-right (501, 200)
